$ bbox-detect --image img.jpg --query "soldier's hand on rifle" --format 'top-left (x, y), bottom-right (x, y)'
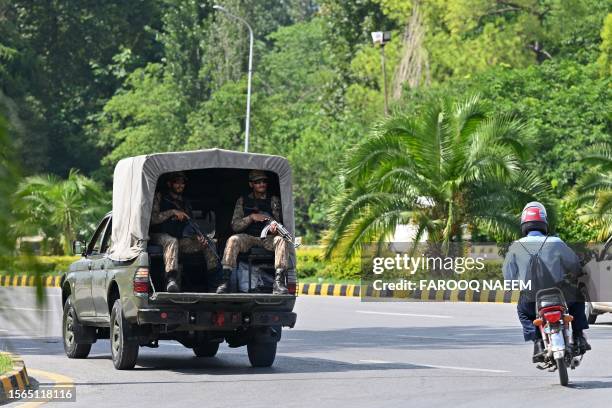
top-left (250, 213), bottom-right (268, 223)
top-left (269, 222), bottom-right (278, 234)
top-left (173, 210), bottom-right (189, 221)
top-left (196, 234), bottom-right (206, 245)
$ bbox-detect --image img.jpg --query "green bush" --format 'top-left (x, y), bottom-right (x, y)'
top-left (0, 353), bottom-right (12, 375)
top-left (0, 255), bottom-right (78, 275)
top-left (296, 246), bottom-right (361, 281)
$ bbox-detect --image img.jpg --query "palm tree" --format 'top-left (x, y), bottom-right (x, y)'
top-left (575, 143), bottom-right (612, 241)
top-left (324, 95), bottom-right (551, 258)
top-left (13, 169), bottom-right (109, 255)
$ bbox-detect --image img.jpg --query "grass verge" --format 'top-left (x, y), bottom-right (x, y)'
top-left (0, 353), bottom-right (12, 375)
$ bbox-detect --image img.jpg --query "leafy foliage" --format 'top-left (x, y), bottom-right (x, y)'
top-left (324, 95), bottom-right (553, 258)
top-left (13, 170), bottom-right (109, 255)
top-left (1, 0), bottom-right (610, 249)
top-left (574, 143), bottom-right (612, 240)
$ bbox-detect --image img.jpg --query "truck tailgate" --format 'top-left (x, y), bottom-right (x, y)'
top-left (149, 292), bottom-right (295, 307)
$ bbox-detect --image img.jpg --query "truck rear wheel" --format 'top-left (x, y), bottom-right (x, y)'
top-left (247, 341), bottom-right (277, 367)
top-left (62, 298), bottom-right (92, 359)
top-left (110, 299), bottom-right (139, 370)
top-left (193, 342), bottom-right (220, 357)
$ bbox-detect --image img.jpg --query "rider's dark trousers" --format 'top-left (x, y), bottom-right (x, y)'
top-left (517, 293), bottom-right (589, 341)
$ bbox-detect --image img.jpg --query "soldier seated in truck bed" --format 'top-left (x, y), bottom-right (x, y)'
top-left (216, 170), bottom-right (288, 295)
top-left (149, 172), bottom-right (218, 292)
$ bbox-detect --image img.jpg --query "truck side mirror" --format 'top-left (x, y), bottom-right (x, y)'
top-left (73, 240), bottom-right (85, 256)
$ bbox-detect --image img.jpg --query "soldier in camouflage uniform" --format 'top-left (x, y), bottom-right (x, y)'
top-left (217, 170), bottom-right (289, 295)
top-left (150, 172), bottom-right (218, 292)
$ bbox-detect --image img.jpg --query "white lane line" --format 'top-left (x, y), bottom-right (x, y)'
top-left (359, 359), bottom-right (391, 364)
top-left (0, 306), bottom-right (55, 312)
top-left (356, 310), bottom-right (452, 319)
top-left (415, 363), bottom-right (509, 374)
top-left (358, 359), bottom-right (508, 373)
top-left (397, 334), bottom-right (463, 341)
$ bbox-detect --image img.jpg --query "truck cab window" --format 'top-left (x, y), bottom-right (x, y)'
top-left (88, 217), bottom-right (109, 256)
top-left (101, 219), bottom-right (113, 254)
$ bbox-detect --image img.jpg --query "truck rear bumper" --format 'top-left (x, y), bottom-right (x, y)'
top-left (137, 308), bottom-right (297, 329)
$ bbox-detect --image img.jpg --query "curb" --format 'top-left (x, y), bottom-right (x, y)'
top-left (0, 352), bottom-right (30, 401)
top-left (1, 275), bottom-right (519, 303)
top-left (297, 283), bottom-right (520, 303)
top-left (0, 275), bottom-right (61, 287)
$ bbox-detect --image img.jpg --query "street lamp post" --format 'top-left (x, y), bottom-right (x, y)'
top-left (213, 5), bottom-right (253, 153)
top-left (371, 31), bottom-right (391, 116)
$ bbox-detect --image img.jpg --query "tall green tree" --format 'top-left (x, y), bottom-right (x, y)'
top-left (0, 116), bottom-right (19, 257)
top-left (401, 59), bottom-right (611, 194)
top-left (5, 0), bottom-right (163, 176)
top-left (324, 95), bottom-right (551, 258)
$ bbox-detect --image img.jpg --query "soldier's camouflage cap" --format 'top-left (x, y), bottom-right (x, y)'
top-left (167, 171), bottom-right (188, 182)
top-left (249, 170), bottom-right (268, 182)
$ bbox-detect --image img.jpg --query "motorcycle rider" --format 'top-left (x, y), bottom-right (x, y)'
top-left (502, 202), bottom-right (591, 362)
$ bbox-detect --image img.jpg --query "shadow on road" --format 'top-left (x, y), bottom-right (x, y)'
top-left (5, 322), bottom-right (612, 358)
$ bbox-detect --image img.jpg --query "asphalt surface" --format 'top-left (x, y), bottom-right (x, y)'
top-left (2, 287), bottom-right (612, 407)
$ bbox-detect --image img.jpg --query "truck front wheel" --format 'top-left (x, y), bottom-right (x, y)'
top-left (110, 299), bottom-right (139, 370)
top-left (62, 298), bottom-right (92, 359)
top-left (247, 341), bottom-right (277, 367)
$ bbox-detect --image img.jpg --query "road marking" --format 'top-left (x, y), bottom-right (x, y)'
top-left (356, 310), bottom-right (452, 319)
top-left (15, 368), bottom-right (74, 408)
top-left (358, 359), bottom-right (508, 373)
top-left (359, 359), bottom-right (391, 364)
top-left (397, 334), bottom-right (467, 341)
top-left (414, 363), bottom-right (508, 373)
top-left (0, 306), bottom-right (55, 312)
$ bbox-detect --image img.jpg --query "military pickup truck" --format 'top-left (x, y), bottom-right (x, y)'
top-left (61, 150), bottom-right (298, 370)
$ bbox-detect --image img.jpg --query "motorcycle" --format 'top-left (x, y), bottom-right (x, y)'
top-left (533, 287), bottom-right (584, 386)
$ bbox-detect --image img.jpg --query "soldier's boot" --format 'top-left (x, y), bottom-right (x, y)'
top-left (216, 268), bottom-right (232, 294)
top-left (273, 269), bottom-right (288, 295)
top-left (166, 270), bottom-right (180, 293)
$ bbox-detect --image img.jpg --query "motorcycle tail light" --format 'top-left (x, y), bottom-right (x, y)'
top-left (563, 314), bottom-right (574, 323)
top-left (544, 311), bottom-right (562, 323)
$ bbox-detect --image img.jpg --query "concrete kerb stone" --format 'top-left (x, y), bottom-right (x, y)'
top-left (0, 352), bottom-right (30, 402)
top-left (0, 274), bottom-right (61, 288)
top-left (1, 274), bottom-right (519, 303)
top-left (296, 282), bottom-right (520, 303)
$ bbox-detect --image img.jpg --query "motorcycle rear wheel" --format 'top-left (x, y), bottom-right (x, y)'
top-left (556, 357), bottom-right (569, 386)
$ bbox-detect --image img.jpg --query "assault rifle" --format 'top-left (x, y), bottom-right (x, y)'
top-left (245, 207), bottom-right (299, 248)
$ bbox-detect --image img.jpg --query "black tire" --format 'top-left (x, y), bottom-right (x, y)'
top-left (62, 298), bottom-right (92, 359)
top-left (193, 342), bottom-right (220, 358)
top-left (581, 286), bottom-right (598, 324)
top-left (110, 299), bottom-right (139, 370)
top-left (556, 357), bottom-right (569, 386)
top-left (247, 341), bottom-right (277, 367)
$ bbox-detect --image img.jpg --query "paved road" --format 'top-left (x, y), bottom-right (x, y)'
top-left (2, 287), bottom-right (612, 407)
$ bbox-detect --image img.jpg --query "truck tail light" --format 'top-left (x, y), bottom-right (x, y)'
top-left (133, 267), bottom-right (150, 294)
top-left (287, 283), bottom-right (296, 295)
top-left (213, 311), bottom-right (225, 327)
